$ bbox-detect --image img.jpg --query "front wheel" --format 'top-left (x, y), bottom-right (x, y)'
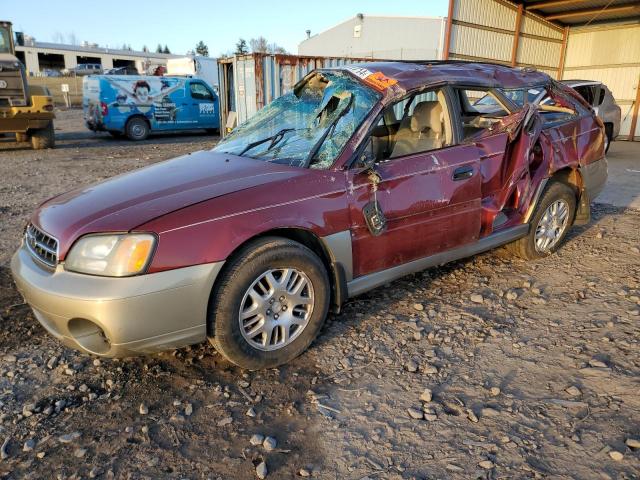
top-left (30, 122), bottom-right (55, 150)
top-left (209, 237), bottom-right (330, 370)
top-left (508, 181), bottom-right (576, 260)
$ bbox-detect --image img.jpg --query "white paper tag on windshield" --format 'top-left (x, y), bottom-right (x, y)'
top-left (343, 66), bottom-right (375, 80)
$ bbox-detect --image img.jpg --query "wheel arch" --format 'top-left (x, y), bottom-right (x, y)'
top-left (206, 227), bottom-right (348, 337)
top-left (126, 114), bottom-right (151, 128)
top-left (526, 167), bottom-right (586, 225)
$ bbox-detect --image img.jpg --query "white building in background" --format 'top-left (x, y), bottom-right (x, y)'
top-left (15, 41), bottom-right (181, 76)
top-left (298, 14), bottom-right (446, 60)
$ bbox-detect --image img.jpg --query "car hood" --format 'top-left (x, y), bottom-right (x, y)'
top-left (33, 150), bottom-right (305, 258)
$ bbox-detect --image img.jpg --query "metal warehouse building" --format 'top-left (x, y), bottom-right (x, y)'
top-left (443, 0), bottom-right (640, 140)
top-left (15, 41), bottom-right (180, 76)
top-left (298, 15), bottom-right (446, 60)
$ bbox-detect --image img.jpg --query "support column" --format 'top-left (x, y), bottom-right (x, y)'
top-left (557, 26), bottom-right (569, 80)
top-left (628, 74), bottom-right (640, 142)
top-left (510, 4), bottom-right (523, 67)
top-left (443, 0), bottom-right (454, 60)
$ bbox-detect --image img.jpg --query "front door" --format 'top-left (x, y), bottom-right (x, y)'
top-left (347, 88), bottom-right (482, 278)
top-left (188, 81), bottom-right (218, 129)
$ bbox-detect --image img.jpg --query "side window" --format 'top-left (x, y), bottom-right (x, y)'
top-left (453, 88), bottom-right (511, 141)
top-left (537, 88), bottom-right (580, 126)
top-left (365, 88), bottom-right (452, 161)
top-left (596, 86), bottom-right (606, 106)
top-left (190, 83), bottom-right (214, 101)
top-left (574, 85), bottom-right (595, 105)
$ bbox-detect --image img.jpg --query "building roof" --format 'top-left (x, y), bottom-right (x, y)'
top-left (331, 60), bottom-right (553, 91)
top-left (16, 41), bottom-right (182, 59)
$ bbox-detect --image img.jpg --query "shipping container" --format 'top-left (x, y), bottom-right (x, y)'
top-left (217, 53), bottom-right (371, 134)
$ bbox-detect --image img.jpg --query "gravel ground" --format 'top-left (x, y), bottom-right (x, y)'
top-left (0, 110), bottom-right (639, 479)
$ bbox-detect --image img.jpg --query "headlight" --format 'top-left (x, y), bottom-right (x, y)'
top-left (65, 234), bottom-right (156, 277)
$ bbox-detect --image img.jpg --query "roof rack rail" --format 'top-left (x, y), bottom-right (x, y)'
top-left (391, 59), bottom-right (514, 68)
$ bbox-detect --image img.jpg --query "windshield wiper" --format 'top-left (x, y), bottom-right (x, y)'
top-left (239, 128), bottom-right (295, 156)
top-left (304, 94), bottom-right (354, 167)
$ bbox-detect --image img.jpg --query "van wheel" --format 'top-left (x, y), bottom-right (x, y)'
top-left (208, 237), bottom-right (330, 370)
top-left (125, 117), bottom-right (149, 141)
top-left (15, 132), bottom-right (28, 143)
top-left (30, 122), bottom-right (55, 150)
top-left (509, 182), bottom-right (576, 260)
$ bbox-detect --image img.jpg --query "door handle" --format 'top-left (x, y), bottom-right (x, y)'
top-left (452, 166), bottom-right (474, 181)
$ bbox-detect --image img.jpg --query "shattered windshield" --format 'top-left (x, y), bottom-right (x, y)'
top-left (213, 71), bottom-right (380, 169)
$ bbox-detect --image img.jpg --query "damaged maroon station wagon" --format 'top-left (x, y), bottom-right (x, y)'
top-left (11, 61), bottom-right (607, 369)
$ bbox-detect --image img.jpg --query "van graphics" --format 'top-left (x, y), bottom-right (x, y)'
top-left (82, 75), bottom-right (219, 134)
top-left (199, 103), bottom-right (215, 115)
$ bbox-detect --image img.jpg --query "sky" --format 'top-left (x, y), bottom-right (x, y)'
top-left (6, 0), bottom-right (449, 56)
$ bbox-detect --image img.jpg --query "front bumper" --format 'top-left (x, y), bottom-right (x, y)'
top-left (11, 244), bottom-right (224, 357)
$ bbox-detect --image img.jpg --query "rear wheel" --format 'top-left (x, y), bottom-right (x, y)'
top-left (209, 237), bottom-right (330, 370)
top-left (30, 122), bottom-right (55, 150)
top-left (508, 181), bottom-right (576, 260)
top-left (125, 117), bottom-right (149, 141)
top-left (604, 123), bottom-right (613, 154)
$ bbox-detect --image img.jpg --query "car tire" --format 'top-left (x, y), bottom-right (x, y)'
top-left (509, 181), bottom-right (576, 260)
top-left (604, 123), bottom-right (613, 154)
top-left (15, 132), bottom-right (28, 143)
top-left (125, 117), bottom-right (149, 141)
top-left (30, 122), bottom-right (55, 150)
top-left (208, 237), bottom-right (330, 370)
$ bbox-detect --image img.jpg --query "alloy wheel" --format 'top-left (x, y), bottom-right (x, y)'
top-left (239, 268), bottom-right (314, 351)
top-left (534, 199), bottom-right (570, 253)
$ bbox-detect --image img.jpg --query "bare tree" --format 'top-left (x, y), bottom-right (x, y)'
top-left (52, 31), bottom-right (65, 44)
top-left (250, 37), bottom-right (287, 54)
top-left (269, 43), bottom-right (288, 54)
top-left (249, 36), bottom-right (268, 53)
top-left (66, 32), bottom-right (78, 45)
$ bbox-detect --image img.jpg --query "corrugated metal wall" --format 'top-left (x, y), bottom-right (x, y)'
top-left (448, 0), bottom-right (564, 76)
top-left (563, 23), bottom-right (640, 139)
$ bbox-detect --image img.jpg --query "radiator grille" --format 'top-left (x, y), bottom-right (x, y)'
top-left (25, 224), bottom-right (58, 268)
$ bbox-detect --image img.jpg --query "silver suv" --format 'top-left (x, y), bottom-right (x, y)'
top-left (563, 80), bottom-right (621, 153)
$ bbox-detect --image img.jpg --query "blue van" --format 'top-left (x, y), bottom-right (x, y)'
top-left (83, 75), bottom-right (219, 140)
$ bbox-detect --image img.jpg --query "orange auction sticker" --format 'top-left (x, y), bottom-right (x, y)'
top-left (363, 71), bottom-right (398, 91)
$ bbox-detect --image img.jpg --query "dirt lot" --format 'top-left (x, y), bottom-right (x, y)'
top-left (0, 110), bottom-right (639, 479)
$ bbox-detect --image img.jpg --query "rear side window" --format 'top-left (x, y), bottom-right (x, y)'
top-left (574, 85), bottom-right (596, 105)
top-left (499, 87), bottom-right (545, 107)
top-left (538, 89), bottom-right (582, 126)
top-left (190, 83), bottom-right (213, 100)
top-left (596, 87), bottom-right (606, 106)
top-left (453, 88), bottom-right (511, 141)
